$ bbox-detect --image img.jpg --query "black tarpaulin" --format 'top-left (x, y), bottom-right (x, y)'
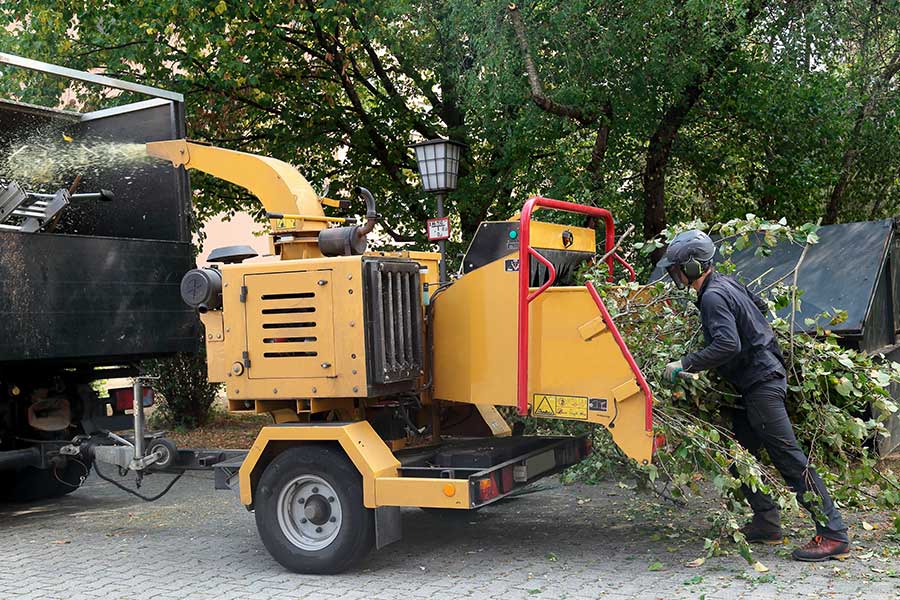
top-left (651, 219), bottom-right (896, 340)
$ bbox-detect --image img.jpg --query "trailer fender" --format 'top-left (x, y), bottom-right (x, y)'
top-left (239, 421), bottom-right (399, 509)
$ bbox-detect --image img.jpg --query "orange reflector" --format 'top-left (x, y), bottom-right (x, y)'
top-left (443, 483), bottom-right (456, 497)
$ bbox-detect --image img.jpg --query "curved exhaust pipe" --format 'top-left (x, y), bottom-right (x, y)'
top-left (354, 186), bottom-right (379, 237)
top-left (318, 186), bottom-right (380, 257)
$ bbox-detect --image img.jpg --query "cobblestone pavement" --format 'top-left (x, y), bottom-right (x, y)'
top-left (1, 470), bottom-right (898, 600)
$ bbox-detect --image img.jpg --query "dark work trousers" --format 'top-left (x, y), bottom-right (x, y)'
top-left (732, 376), bottom-right (849, 542)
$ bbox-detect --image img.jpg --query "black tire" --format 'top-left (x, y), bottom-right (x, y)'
top-left (254, 445), bottom-right (375, 574)
top-left (148, 438), bottom-right (178, 471)
top-left (1, 460), bottom-right (91, 503)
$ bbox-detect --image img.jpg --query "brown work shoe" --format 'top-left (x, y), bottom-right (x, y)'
top-left (741, 509), bottom-right (784, 545)
top-left (791, 535), bottom-right (850, 562)
top-left (740, 521), bottom-right (784, 545)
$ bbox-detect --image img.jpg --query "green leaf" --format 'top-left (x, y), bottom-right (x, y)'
top-left (837, 355), bottom-right (855, 370)
top-left (830, 309), bottom-right (849, 326)
top-left (835, 377), bottom-right (855, 397)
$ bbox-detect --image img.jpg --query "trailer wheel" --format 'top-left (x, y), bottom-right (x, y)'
top-left (148, 438), bottom-right (177, 471)
top-left (254, 446), bottom-right (374, 574)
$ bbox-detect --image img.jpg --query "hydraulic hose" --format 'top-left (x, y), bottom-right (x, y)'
top-left (93, 459), bottom-right (185, 502)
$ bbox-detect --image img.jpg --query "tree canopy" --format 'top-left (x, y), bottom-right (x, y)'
top-left (2, 0), bottom-right (899, 259)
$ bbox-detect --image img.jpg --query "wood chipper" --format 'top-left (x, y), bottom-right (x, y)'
top-left (145, 139), bottom-right (655, 574)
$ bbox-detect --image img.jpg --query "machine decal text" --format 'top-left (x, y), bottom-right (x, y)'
top-left (589, 398), bottom-right (608, 412)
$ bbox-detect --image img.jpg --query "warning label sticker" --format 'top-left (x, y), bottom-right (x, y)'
top-left (532, 394), bottom-right (589, 420)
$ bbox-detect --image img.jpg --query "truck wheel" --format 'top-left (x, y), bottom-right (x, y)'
top-left (1, 460), bottom-right (90, 503)
top-left (254, 446), bottom-right (375, 574)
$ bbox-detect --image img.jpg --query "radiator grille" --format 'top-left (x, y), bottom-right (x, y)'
top-left (364, 259), bottom-right (423, 385)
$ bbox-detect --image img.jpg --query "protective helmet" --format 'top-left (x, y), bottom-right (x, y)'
top-left (658, 229), bottom-right (715, 288)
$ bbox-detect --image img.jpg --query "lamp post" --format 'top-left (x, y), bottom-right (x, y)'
top-left (412, 138), bottom-right (464, 282)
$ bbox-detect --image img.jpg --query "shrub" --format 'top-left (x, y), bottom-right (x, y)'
top-left (142, 338), bottom-right (221, 429)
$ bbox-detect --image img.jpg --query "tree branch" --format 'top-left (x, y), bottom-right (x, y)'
top-left (73, 40), bottom-right (151, 59)
top-left (597, 224), bottom-right (636, 265)
top-left (344, 16), bottom-right (440, 140)
top-left (588, 104), bottom-right (613, 184)
top-left (507, 5), bottom-right (596, 126)
top-left (378, 216), bottom-right (418, 243)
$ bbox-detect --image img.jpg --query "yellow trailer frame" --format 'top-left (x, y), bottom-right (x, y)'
top-left (238, 421), bottom-right (471, 510)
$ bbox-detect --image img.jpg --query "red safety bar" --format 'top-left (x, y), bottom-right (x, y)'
top-left (585, 281), bottom-right (654, 432)
top-left (613, 253), bottom-right (636, 281)
top-left (516, 196), bottom-right (642, 419)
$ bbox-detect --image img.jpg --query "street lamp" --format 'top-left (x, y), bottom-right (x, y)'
top-left (412, 138), bottom-right (464, 282)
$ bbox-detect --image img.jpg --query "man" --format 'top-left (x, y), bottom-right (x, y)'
top-left (660, 230), bottom-right (850, 562)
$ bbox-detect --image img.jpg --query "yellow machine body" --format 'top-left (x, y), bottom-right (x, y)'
top-left (153, 138), bottom-right (652, 515)
top-left (431, 221), bottom-right (653, 464)
top-left (200, 251), bottom-right (439, 413)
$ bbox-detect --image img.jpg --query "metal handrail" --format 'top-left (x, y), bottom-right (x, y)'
top-left (515, 195), bottom-right (640, 416)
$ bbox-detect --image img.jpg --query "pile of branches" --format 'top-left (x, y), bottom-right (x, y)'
top-left (575, 215), bottom-right (900, 560)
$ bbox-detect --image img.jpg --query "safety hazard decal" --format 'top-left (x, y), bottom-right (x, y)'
top-left (532, 394), bottom-right (588, 420)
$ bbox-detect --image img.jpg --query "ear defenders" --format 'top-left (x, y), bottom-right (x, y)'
top-left (681, 256), bottom-right (704, 280)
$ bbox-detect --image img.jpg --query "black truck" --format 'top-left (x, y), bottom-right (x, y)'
top-left (0, 53), bottom-right (197, 501)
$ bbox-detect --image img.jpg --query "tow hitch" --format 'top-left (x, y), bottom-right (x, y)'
top-left (60, 377), bottom-right (176, 487)
top-left (58, 376), bottom-right (245, 498)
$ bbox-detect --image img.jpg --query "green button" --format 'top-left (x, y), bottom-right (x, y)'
top-left (509, 230), bottom-right (518, 239)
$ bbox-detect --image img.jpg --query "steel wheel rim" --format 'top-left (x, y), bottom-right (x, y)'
top-left (276, 474), bottom-right (343, 551)
top-left (151, 443), bottom-right (172, 468)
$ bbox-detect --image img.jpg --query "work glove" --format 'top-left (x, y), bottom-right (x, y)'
top-left (664, 359), bottom-right (684, 384)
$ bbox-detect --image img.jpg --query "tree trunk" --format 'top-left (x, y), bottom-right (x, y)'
top-left (641, 0), bottom-right (769, 263)
top-left (642, 85), bottom-right (701, 259)
top-left (823, 50), bottom-right (900, 224)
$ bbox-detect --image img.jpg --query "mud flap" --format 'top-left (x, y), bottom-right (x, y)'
top-left (375, 506), bottom-right (402, 549)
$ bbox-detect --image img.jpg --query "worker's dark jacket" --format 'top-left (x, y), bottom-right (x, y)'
top-left (682, 272), bottom-right (785, 392)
